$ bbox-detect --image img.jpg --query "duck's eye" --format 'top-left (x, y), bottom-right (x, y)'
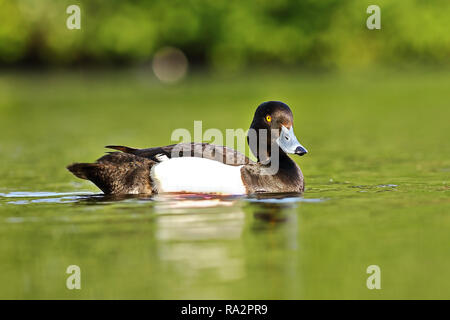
top-left (266, 115), bottom-right (272, 123)
top-left (285, 136), bottom-right (289, 141)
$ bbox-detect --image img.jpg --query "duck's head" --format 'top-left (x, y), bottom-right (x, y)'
top-left (247, 101), bottom-right (308, 162)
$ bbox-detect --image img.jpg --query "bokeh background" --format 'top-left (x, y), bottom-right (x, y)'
top-left (0, 0), bottom-right (449, 299)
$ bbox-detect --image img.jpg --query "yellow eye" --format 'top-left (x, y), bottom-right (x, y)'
top-left (266, 115), bottom-right (272, 123)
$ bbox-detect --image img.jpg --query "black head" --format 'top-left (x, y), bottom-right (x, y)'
top-left (247, 101), bottom-right (308, 162)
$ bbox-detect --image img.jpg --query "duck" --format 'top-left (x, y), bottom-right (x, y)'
top-left (67, 101), bottom-right (308, 195)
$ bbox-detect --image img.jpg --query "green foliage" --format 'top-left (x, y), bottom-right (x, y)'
top-left (0, 0), bottom-right (448, 69)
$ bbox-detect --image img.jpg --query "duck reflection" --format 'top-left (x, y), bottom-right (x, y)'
top-left (247, 192), bottom-right (302, 223)
top-left (150, 194), bottom-right (246, 281)
top-left (245, 193), bottom-right (302, 252)
top-left (150, 193), bottom-right (304, 284)
top-left (152, 194), bottom-right (245, 241)
top-left (68, 191), bottom-right (311, 294)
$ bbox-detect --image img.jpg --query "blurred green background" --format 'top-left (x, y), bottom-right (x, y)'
top-left (0, 1), bottom-right (449, 300)
top-left (0, 0), bottom-right (449, 70)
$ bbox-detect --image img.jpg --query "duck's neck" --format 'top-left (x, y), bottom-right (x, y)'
top-left (259, 147), bottom-right (300, 176)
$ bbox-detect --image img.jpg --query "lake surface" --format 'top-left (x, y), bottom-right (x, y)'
top-left (0, 69), bottom-right (448, 299)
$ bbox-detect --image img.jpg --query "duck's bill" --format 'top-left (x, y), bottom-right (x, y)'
top-left (277, 125), bottom-right (308, 156)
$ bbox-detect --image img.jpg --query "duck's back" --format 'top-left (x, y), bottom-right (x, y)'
top-left (107, 142), bottom-right (252, 166)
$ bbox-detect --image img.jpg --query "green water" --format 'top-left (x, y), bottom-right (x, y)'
top-left (0, 69), bottom-right (449, 299)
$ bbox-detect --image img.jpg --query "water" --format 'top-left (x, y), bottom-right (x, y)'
top-left (0, 69), bottom-right (449, 299)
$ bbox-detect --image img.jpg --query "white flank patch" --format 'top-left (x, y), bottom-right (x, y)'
top-left (151, 157), bottom-right (246, 195)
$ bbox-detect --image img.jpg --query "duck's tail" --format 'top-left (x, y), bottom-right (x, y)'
top-left (67, 163), bottom-right (98, 180)
top-left (67, 152), bottom-right (155, 194)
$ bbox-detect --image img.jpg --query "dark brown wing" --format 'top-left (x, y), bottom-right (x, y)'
top-left (106, 142), bottom-right (253, 166)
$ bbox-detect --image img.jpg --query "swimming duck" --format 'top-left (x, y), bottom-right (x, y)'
top-left (67, 101), bottom-right (308, 195)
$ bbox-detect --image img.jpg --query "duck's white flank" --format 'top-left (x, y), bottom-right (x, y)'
top-left (151, 157), bottom-right (246, 195)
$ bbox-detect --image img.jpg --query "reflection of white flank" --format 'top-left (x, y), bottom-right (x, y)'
top-left (159, 243), bottom-right (245, 281)
top-left (155, 210), bottom-right (245, 241)
top-left (154, 199), bottom-right (234, 210)
top-left (155, 201), bottom-right (246, 282)
top-left (151, 157), bottom-right (246, 195)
